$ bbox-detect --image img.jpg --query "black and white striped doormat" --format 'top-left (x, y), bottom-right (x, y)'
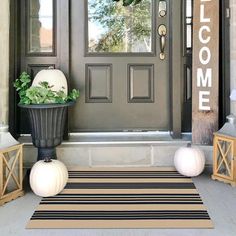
top-left (27, 167), bottom-right (213, 229)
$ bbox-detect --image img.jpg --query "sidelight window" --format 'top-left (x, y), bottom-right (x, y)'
top-left (185, 0), bottom-right (193, 53)
top-left (182, 0), bottom-right (193, 131)
top-left (184, 0), bottom-right (193, 101)
top-left (27, 0), bottom-right (55, 54)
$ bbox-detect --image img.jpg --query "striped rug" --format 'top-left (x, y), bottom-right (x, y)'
top-left (27, 167), bottom-right (213, 229)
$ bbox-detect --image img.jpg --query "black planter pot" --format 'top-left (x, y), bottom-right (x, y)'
top-left (18, 102), bottom-right (74, 161)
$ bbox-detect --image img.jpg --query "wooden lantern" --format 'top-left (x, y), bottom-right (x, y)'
top-left (0, 125), bottom-right (24, 205)
top-left (212, 115), bottom-right (236, 186)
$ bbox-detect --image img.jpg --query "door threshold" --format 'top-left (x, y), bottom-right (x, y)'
top-left (66, 132), bottom-right (191, 145)
top-left (19, 132), bottom-right (192, 146)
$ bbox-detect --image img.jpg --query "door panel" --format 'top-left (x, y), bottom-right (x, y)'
top-left (128, 64), bottom-right (154, 103)
top-left (70, 0), bottom-right (170, 132)
top-left (85, 64), bottom-right (112, 103)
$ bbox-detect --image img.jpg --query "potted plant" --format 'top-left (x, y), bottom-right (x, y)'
top-left (14, 70), bottom-right (79, 162)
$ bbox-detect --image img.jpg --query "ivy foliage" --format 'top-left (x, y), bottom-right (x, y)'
top-left (14, 72), bottom-right (80, 105)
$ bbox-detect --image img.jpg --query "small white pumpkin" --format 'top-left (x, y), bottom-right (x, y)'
top-left (174, 144), bottom-right (205, 177)
top-left (32, 68), bottom-right (68, 95)
top-left (30, 159), bottom-right (68, 197)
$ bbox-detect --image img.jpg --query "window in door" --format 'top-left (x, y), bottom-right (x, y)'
top-left (86, 0), bottom-right (154, 54)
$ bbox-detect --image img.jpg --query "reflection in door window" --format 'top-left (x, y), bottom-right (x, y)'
top-left (183, 0), bottom-right (193, 101)
top-left (87, 0), bottom-right (152, 53)
top-left (185, 0), bottom-right (193, 51)
top-left (28, 0), bottom-right (54, 53)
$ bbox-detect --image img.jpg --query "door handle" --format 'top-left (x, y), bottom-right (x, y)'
top-left (158, 24), bottom-right (167, 60)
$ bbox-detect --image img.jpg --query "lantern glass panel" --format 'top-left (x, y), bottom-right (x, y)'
top-left (216, 139), bottom-right (233, 178)
top-left (3, 150), bottom-right (20, 194)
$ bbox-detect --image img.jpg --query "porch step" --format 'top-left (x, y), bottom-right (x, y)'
top-left (20, 132), bottom-right (213, 168)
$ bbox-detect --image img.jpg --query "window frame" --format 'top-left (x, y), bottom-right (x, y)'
top-left (84, 0), bottom-right (156, 57)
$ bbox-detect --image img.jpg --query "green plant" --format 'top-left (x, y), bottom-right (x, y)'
top-left (14, 72), bottom-right (80, 104)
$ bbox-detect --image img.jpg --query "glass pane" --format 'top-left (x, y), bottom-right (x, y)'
top-left (186, 17), bottom-right (192, 24)
top-left (29, 0), bottom-right (54, 53)
top-left (186, 0), bottom-right (192, 17)
top-left (185, 0), bottom-right (193, 52)
top-left (217, 140), bottom-right (233, 178)
top-left (186, 23), bottom-right (192, 49)
top-left (186, 66), bottom-right (192, 100)
top-left (87, 0), bottom-right (152, 53)
top-left (3, 150), bottom-right (20, 194)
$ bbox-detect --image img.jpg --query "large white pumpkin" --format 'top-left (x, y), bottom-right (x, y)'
top-left (32, 69), bottom-right (68, 95)
top-left (30, 160), bottom-right (68, 197)
top-left (174, 144), bottom-right (205, 177)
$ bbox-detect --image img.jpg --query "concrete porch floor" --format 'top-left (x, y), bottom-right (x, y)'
top-left (1, 170), bottom-right (236, 236)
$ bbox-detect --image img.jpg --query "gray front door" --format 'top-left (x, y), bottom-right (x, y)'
top-left (70, 0), bottom-right (170, 132)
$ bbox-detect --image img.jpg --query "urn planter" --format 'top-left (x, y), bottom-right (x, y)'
top-left (19, 102), bottom-right (74, 161)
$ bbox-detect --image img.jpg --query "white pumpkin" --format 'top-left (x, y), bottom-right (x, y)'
top-left (174, 144), bottom-right (205, 177)
top-left (32, 68), bottom-right (68, 95)
top-left (30, 160), bottom-right (68, 197)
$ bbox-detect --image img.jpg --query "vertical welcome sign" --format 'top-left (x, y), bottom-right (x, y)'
top-left (192, 0), bottom-right (219, 145)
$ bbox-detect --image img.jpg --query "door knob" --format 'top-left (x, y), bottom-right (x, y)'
top-left (158, 24), bottom-right (167, 60)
